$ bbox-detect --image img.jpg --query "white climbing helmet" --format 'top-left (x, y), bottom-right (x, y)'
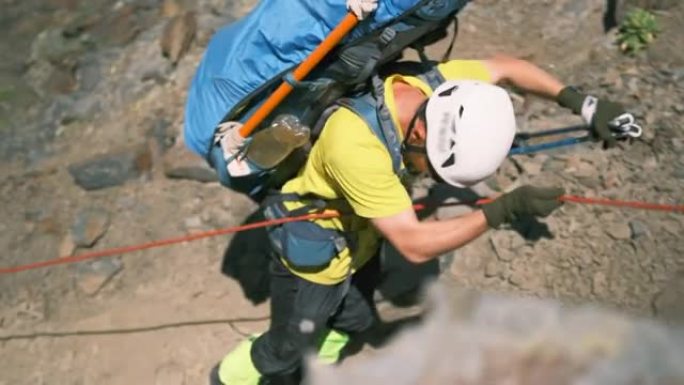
top-left (425, 80), bottom-right (516, 187)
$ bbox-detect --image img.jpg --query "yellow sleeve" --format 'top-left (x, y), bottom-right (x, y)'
top-left (437, 60), bottom-right (493, 83)
top-left (320, 108), bottom-right (412, 218)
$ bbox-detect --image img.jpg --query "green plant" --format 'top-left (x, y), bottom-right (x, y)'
top-left (616, 8), bottom-right (661, 54)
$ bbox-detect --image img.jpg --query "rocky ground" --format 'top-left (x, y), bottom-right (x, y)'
top-left (0, 0), bottom-right (682, 384)
top-left (309, 283), bottom-right (684, 385)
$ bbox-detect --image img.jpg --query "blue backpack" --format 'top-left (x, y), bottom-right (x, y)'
top-left (184, 0), bottom-right (470, 201)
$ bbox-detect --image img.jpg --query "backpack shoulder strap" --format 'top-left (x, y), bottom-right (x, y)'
top-left (319, 64), bottom-right (445, 177)
top-left (417, 66), bottom-right (446, 91)
top-left (336, 89), bottom-right (404, 176)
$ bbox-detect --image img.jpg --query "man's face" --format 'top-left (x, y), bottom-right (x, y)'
top-left (402, 117), bottom-right (430, 175)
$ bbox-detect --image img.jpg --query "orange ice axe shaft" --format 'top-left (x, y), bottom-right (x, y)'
top-left (238, 13), bottom-right (359, 138)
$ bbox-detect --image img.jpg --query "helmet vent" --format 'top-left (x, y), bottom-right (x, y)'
top-left (438, 85), bottom-right (459, 97)
top-left (458, 105), bottom-right (464, 118)
top-left (441, 153), bottom-right (456, 168)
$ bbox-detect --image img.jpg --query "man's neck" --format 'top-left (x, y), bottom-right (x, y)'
top-left (392, 81), bottom-right (428, 136)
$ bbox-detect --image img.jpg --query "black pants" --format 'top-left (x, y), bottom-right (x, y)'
top-left (251, 254), bottom-right (380, 382)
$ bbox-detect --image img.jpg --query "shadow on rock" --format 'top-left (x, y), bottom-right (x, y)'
top-left (604, 0), bottom-right (619, 31)
top-left (378, 242), bottom-right (440, 307)
top-left (652, 269), bottom-right (684, 323)
top-left (510, 216), bottom-right (554, 241)
top-left (413, 183), bottom-right (484, 219)
top-left (221, 209), bottom-right (272, 305)
top-left (219, 208), bottom-right (442, 308)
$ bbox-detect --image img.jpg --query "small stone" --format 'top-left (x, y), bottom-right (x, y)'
top-left (628, 220), bottom-right (649, 240)
top-left (484, 260), bottom-right (502, 278)
top-left (71, 208), bottom-right (110, 248)
top-left (15, 297), bottom-right (47, 323)
top-left (577, 251), bottom-right (593, 268)
top-left (509, 272), bottom-right (525, 287)
top-left (25, 207), bottom-right (51, 222)
top-left (146, 119), bottom-right (175, 151)
top-left (600, 69), bottom-right (622, 88)
top-left (24, 61), bottom-right (67, 98)
top-left (508, 267), bottom-right (541, 291)
top-left (577, 176), bottom-right (601, 189)
top-left (160, 11), bottom-right (197, 65)
top-left (161, 0), bottom-right (184, 17)
top-left (59, 233), bottom-right (77, 257)
top-left (29, 27), bottom-right (85, 67)
top-left (625, 76), bottom-right (640, 97)
top-left (660, 219), bottom-right (683, 237)
top-left (462, 252), bottom-right (481, 272)
top-left (76, 258), bottom-right (123, 296)
top-left (183, 216), bottom-right (204, 231)
top-left (68, 144), bottom-right (153, 190)
top-left (520, 159), bottom-right (543, 177)
top-left (542, 158), bottom-right (566, 173)
top-left (200, 210), bottom-right (212, 223)
top-left (489, 233), bottom-right (515, 262)
top-left (90, 4), bottom-right (141, 46)
top-left (591, 271), bottom-right (609, 297)
top-left (643, 156), bottom-right (658, 170)
top-left (45, 65), bottom-right (77, 94)
top-left (605, 222), bottom-right (632, 240)
top-left (601, 171), bottom-right (621, 189)
top-left (163, 144), bottom-right (218, 183)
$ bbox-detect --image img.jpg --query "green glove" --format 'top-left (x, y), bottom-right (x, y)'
top-left (481, 186), bottom-right (565, 229)
top-left (557, 86), bottom-right (626, 148)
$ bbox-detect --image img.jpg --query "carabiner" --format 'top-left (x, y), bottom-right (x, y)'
top-left (609, 113), bottom-right (643, 138)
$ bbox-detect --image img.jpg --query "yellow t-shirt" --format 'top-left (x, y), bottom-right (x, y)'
top-left (280, 60), bottom-right (492, 285)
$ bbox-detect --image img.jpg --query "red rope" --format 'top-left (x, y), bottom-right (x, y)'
top-left (1, 196), bottom-right (682, 275)
top-left (560, 195), bottom-right (684, 213)
top-left (0, 212), bottom-right (337, 275)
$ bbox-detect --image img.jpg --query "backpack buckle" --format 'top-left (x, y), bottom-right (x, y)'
top-left (379, 27), bottom-right (397, 45)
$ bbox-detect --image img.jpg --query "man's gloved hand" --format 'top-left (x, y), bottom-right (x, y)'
top-left (556, 86), bottom-right (627, 148)
top-left (481, 185), bottom-right (565, 229)
top-left (347, 0), bottom-right (378, 20)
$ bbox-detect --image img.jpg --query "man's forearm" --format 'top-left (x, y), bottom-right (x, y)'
top-left (373, 209), bottom-right (489, 264)
top-left (484, 55), bottom-right (565, 100)
top-left (406, 210), bottom-right (489, 263)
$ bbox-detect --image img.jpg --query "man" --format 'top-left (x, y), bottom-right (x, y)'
top-left (209, 48), bottom-right (632, 383)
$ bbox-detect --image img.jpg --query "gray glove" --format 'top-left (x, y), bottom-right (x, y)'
top-left (557, 86), bottom-right (628, 148)
top-left (481, 186), bottom-right (565, 229)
